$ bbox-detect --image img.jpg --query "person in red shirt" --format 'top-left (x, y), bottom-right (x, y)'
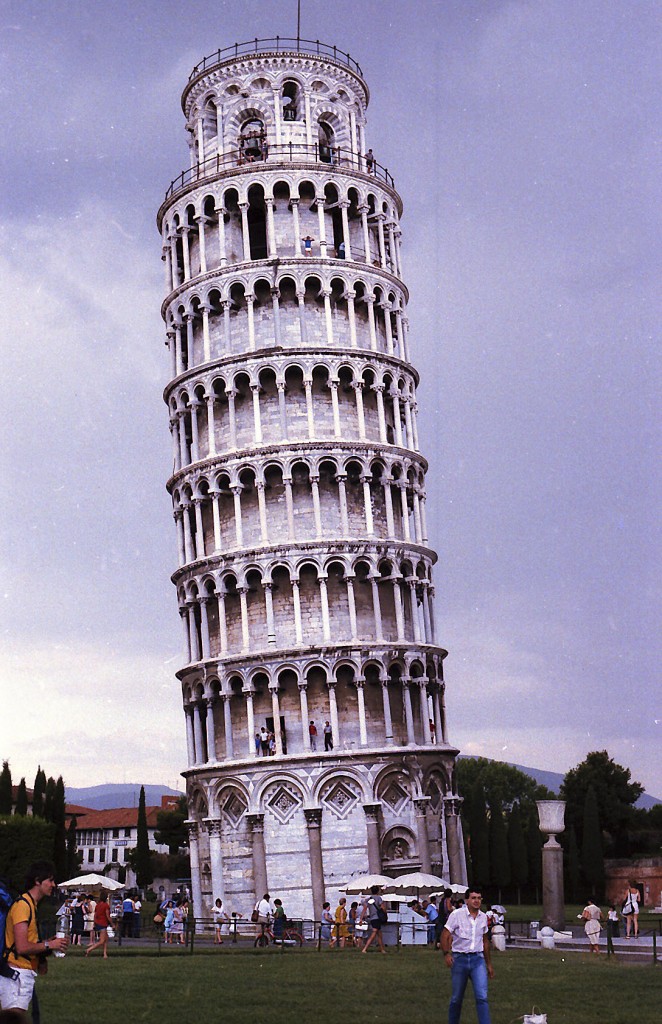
top-left (85, 894), bottom-right (112, 959)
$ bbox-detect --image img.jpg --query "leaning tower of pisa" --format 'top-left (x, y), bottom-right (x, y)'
top-left (157, 38), bottom-right (464, 921)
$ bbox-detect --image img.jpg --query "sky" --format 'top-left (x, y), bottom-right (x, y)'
top-left (1, 0), bottom-right (659, 798)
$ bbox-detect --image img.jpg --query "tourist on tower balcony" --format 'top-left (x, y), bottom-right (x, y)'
top-left (323, 721), bottom-right (333, 751)
top-left (309, 721), bottom-right (318, 750)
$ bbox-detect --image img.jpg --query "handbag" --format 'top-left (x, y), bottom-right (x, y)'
top-left (106, 925), bottom-right (115, 939)
top-left (523, 1014), bottom-right (547, 1024)
top-left (251, 908), bottom-right (259, 923)
top-left (153, 913), bottom-right (164, 924)
top-left (376, 905), bottom-right (388, 924)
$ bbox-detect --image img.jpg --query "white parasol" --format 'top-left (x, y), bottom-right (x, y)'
top-left (382, 871), bottom-right (451, 899)
top-left (340, 873), bottom-right (393, 894)
top-left (57, 873), bottom-right (125, 891)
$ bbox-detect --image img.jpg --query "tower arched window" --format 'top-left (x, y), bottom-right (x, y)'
top-left (240, 118), bottom-right (266, 162)
top-left (318, 122), bottom-right (334, 164)
top-left (282, 80), bottom-right (300, 121)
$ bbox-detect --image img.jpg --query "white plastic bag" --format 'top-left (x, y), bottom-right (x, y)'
top-left (106, 925), bottom-right (115, 939)
top-left (523, 1012), bottom-right (547, 1024)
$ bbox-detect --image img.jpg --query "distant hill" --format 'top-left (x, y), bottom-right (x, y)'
top-left (459, 756), bottom-right (660, 809)
top-left (65, 783), bottom-right (184, 810)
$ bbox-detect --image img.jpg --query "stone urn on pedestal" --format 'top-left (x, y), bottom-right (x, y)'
top-left (537, 800), bottom-right (566, 931)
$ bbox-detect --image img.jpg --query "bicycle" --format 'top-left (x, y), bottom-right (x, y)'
top-left (254, 921), bottom-right (304, 947)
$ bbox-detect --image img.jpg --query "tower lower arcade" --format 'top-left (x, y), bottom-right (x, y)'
top-left (157, 38), bottom-right (464, 919)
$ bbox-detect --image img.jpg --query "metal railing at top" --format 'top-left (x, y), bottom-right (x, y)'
top-left (189, 38), bottom-right (363, 82)
top-left (164, 143), bottom-right (395, 202)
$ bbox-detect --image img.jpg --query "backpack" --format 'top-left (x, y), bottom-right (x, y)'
top-left (0, 880), bottom-right (35, 965)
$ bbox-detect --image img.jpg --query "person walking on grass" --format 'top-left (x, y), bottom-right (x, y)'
top-left (441, 888), bottom-right (494, 1024)
top-left (0, 861), bottom-right (68, 1014)
top-left (85, 892), bottom-right (112, 959)
top-left (361, 886), bottom-right (386, 954)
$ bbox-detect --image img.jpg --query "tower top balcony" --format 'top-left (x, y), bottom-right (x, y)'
top-left (184, 36), bottom-right (366, 104)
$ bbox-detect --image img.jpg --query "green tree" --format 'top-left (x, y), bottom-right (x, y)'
top-left (0, 814), bottom-right (56, 890)
top-left (563, 824), bottom-right (581, 902)
top-left (489, 799), bottom-right (510, 900)
top-left (135, 786), bottom-right (153, 889)
top-left (154, 796), bottom-right (189, 855)
top-left (507, 803), bottom-right (528, 903)
top-left (32, 767), bottom-right (46, 817)
top-left (581, 784), bottom-right (604, 898)
top-left (523, 805), bottom-right (543, 901)
top-left (14, 778), bottom-right (28, 816)
top-left (43, 776), bottom-right (56, 822)
top-left (52, 777), bottom-right (68, 881)
top-left (66, 817), bottom-right (80, 878)
top-left (0, 761), bottom-right (13, 814)
top-left (457, 757), bottom-right (553, 814)
top-left (467, 781), bottom-right (490, 889)
top-left (561, 750), bottom-right (643, 855)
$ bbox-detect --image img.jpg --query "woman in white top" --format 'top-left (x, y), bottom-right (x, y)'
top-left (581, 898), bottom-right (602, 953)
top-left (623, 882), bottom-right (640, 937)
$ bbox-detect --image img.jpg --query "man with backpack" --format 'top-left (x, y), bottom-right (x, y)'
top-left (0, 861), bottom-right (68, 1014)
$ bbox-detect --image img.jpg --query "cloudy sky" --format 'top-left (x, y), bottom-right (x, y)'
top-left (1, 0), bottom-right (659, 798)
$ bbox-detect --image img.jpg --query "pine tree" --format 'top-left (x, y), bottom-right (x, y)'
top-left (0, 761), bottom-right (13, 814)
top-left (43, 777), bottom-right (56, 822)
top-left (52, 777), bottom-right (68, 881)
top-left (468, 781), bottom-right (490, 889)
top-left (135, 786), bottom-right (153, 890)
top-left (507, 803), bottom-right (528, 903)
top-left (14, 779), bottom-right (28, 816)
top-left (32, 767), bottom-right (46, 817)
top-left (489, 800), bottom-right (510, 902)
top-left (581, 784), bottom-right (604, 898)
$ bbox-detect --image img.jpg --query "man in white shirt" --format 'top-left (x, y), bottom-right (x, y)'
top-left (441, 889), bottom-right (494, 1024)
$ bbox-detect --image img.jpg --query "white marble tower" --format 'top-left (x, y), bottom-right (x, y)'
top-left (157, 37), bottom-right (463, 921)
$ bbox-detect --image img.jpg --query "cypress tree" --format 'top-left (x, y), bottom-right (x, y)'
top-left (67, 817), bottom-right (80, 878)
top-left (0, 761), bottom-right (12, 814)
top-left (32, 767), bottom-right (46, 817)
top-left (564, 824), bottom-right (581, 902)
top-left (581, 784), bottom-right (604, 898)
top-left (468, 781), bottom-right (490, 889)
top-left (507, 803), bottom-right (528, 903)
top-left (52, 777), bottom-right (68, 881)
top-left (135, 786), bottom-right (153, 889)
top-left (489, 800), bottom-right (510, 902)
top-left (524, 807), bottom-right (543, 902)
top-left (14, 779), bottom-right (28, 817)
top-left (43, 777), bottom-right (56, 823)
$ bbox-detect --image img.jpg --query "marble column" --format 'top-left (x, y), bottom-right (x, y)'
top-left (414, 797), bottom-right (432, 873)
top-left (363, 803), bottom-right (382, 874)
top-left (205, 818), bottom-right (225, 900)
top-left (247, 813), bottom-right (268, 900)
top-left (304, 808), bottom-right (325, 916)
top-left (443, 796), bottom-right (464, 884)
top-left (185, 820), bottom-right (203, 931)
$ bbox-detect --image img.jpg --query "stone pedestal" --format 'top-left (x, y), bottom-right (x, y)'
top-left (541, 839), bottom-right (565, 930)
top-left (537, 800), bottom-right (566, 931)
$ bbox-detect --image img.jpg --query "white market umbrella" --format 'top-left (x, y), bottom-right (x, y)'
top-left (340, 873), bottom-right (393, 894)
top-left (58, 873), bottom-right (124, 891)
top-left (430, 883), bottom-right (469, 898)
top-left (382, 872), bottom-right (450, 899)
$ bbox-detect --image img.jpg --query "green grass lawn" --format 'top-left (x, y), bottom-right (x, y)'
top-left (37, 946), bottom-right (661, 1024)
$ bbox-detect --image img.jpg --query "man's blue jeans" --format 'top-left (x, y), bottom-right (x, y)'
top-left (448, 953), bottom-right (491, 1024)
